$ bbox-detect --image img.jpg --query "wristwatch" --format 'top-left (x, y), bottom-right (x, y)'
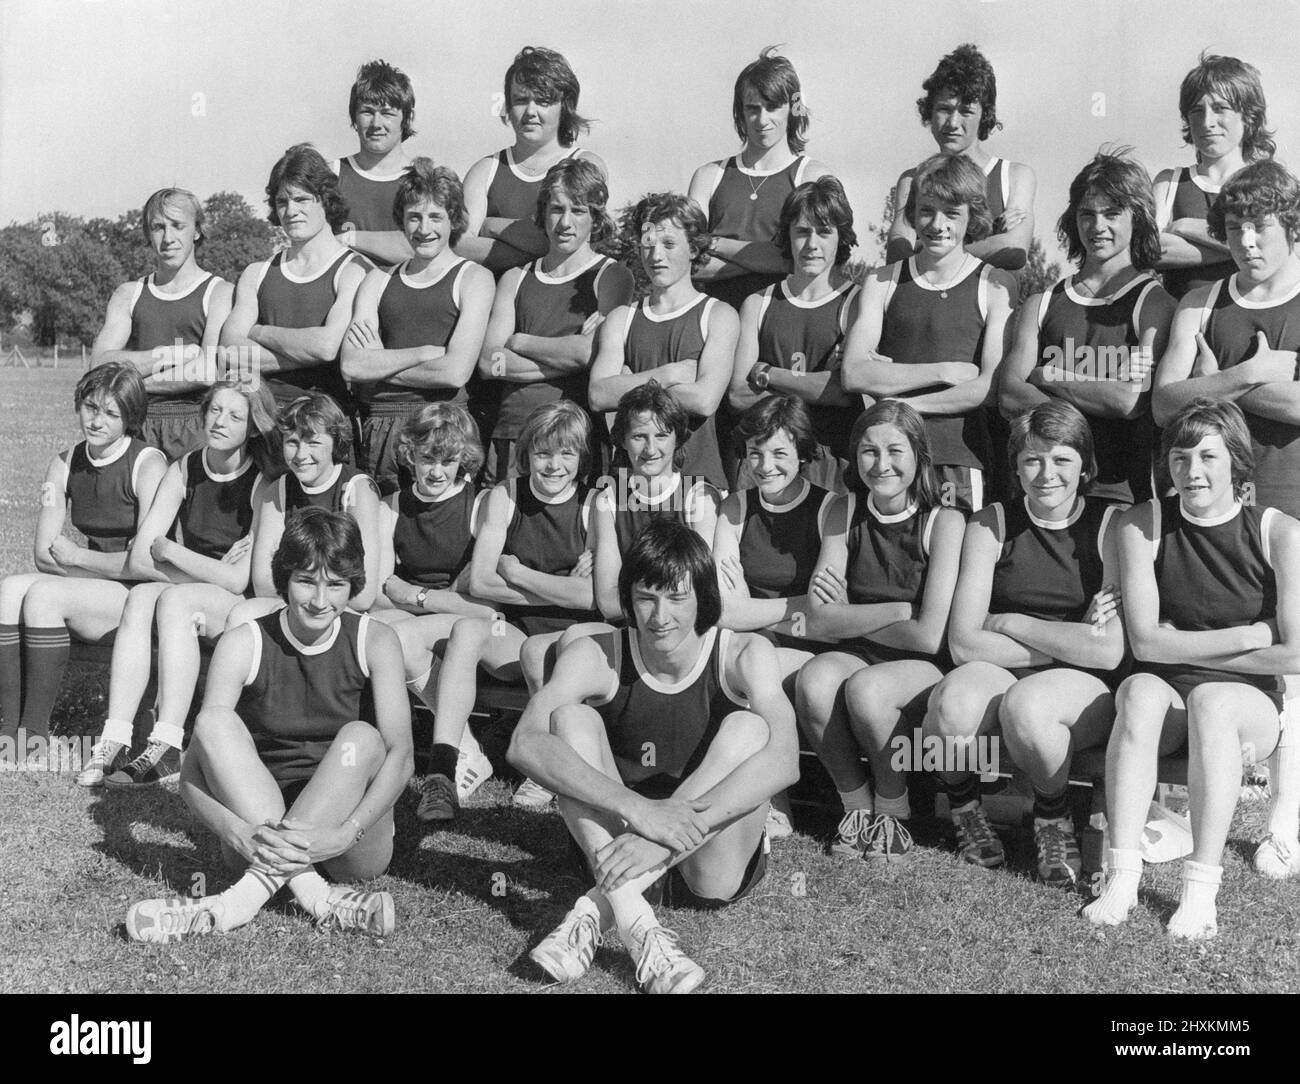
top-left (346, 817), bottom-right (365, 843)
top-left (414, 586), bottom-right (430, 610)
top-left (748, 363), bottom-right (772, 391)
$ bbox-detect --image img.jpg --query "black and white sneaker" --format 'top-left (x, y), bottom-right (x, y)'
top-left (104, 740), bottom-right (181, 788)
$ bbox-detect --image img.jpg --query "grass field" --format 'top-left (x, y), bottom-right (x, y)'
top-left (1, 367), bottom-right (1296, 994)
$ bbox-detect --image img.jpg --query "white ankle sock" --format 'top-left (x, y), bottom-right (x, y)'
top-left (1267, 741), bottom-right (1300, 844)
top-left (101, 717), bottom-right (133, 747)
top-left (288, 869), bottom-right (332, 918)
top-left (875, 790), bottom-right (911, 819)
top-left (1168, 860), bottom-right (1221, 941)
top-left (838, 782), bottom-right (872, 813)
top-left (212, 867), bottom-right (284, 931)
top-left (1083, 847), bottom-right (1142, 926)
top-left (150, 720), bottom-right (185, 750)
top-left (580, 889), bottom-right (614, 932)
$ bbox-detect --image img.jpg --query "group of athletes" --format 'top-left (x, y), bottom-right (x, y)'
top-left (2, 40), bottom-right (1299, 994)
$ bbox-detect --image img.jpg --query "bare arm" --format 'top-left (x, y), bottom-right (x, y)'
top-left (885, 172), bottom-right (919, 266)
top-left (714, 493), bottom-right (810, 635)
top-left (249, 259), bottom-right (366, 367)
top-left (865, 507), bottom-right (965, 655)
top-left (963, 162), bottom-right (1035, 271)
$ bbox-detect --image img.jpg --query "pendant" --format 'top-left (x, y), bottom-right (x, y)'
top-left (749, 192), bottom-right (758, 201)
top-left (940, 291), bottom-right (949, 299)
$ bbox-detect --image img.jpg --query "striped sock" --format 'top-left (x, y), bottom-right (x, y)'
top-left (212, 867), bottom-right (286, 932)
top-left (287, 869), bottom-right (332, 919)
top-left (0, 624), bottom-right (21, 739)
top-left (19, 626), bottom-right (69, 739)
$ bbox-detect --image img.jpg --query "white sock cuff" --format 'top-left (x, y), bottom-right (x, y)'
top-left (838, 782), bottom-right (873, 812)
top-left (101, 718), bottom-right (134, 746)
top-left (1108, 847), bottom-right (1143, 874)
top-left (875, 791), bottom-right (911, 818)
top-left (1183, 860), bottom-right (1222, 886)
top-left (150, 720), bottom-right (185, 749)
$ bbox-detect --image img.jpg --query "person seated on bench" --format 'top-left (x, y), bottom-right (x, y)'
top-left (510, 519), bottom-right (798, 993)
top-left (0, 363), bottom-right (167, 761)
top-left (369, 402), bottom-right (498, 818)
top-left (1085, 398), bottom-right (1300, 939)
top-left (412, 399), bottom-right (600, 819)
top-left (923, 400), bottom-right (1126, 885)
top-left (126, 507), bottom-right (412, 942)
top-left (78, 375), bottom-right (280, 788)
top-left (794, 399), bottom-right (964, 862)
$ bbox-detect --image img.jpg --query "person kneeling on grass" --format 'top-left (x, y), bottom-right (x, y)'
top-left (126, 507), bottom-right (413, 942)
top-left (509, 520), bottom-right (799, 994)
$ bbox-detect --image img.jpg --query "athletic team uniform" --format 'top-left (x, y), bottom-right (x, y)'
top-left (280, 462), bottom-right (375, 517)
top-left (747, 279), bottom-right (860, 492)
top-left (60, 437), bottom-right (168, 554)
top-left (842, 493), bottom-right (946, 669)
top-left (1142, 496), bottom-right (1284, 727)
top-left (388, 480), bottom-right (481, 590)
top-left (237, 608), bottom-right (377, 803)
top-left (360, 257), bottom-right (472, 495)
top-left (599, 472), bottom-right (718, 555)
top-left (877, 255), bottom-right (994, 513)
top-left (333, 156), bottom-right (407, 270)
top-left (1196, 273), bottom-right (1300, 519)
top-left (253, 248), bottom-right (371, 410)
top-left (621, 295), bottom-right (728, 489)
top-left (169, 449), bottom-right (261, 560)
top-left (700, 154), bottom-right (811, 313)
top-left (483, 253), bottom-right (632, 485)
top-left (977, 157), bottom-right (1016, 505)
top-left (500, 478), bottom-right (598, 636)
top-left (479, 146), bottom-right (580, 278)
top-left (127, 272), bottom-right (223, 460)
top-left (1034, 273), bottom-right (1168, 504)
top-left (1159, 168), bottom-right (1236, 300)
top-left (735, 478), bottom-right (835, 652)
top-left (986, 496), bottom-right (1125, 683)
top-left (587, 625), bottom-right (767, 907)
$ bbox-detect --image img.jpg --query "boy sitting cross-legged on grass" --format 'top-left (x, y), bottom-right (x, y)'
top-left (510, 520), bottom-right (798, 994)
top-left (126, 507), bottom-right (413, 942)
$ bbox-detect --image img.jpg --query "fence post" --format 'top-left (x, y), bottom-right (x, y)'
top-left (53, 343), bottom-right (59, 369)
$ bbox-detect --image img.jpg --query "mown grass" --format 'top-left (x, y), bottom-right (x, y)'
top-left (1, 368), bottom-right (1296, 994)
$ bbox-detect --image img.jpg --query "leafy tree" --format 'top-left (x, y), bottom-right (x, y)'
top-left (200, 191), bottom-right (276, 283)
top-left (1018, 235), bottom-right (1064, 302)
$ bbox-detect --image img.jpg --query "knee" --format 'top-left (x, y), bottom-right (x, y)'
top-left (155, 589), bottom-right (201, 634)
top-left (999, 681), bottom-right (1044, 742)
top-left (448, 617), bottom-right (492, 653)
top-left (795, 658), bottom-right (841, 721)
top-left (332, 720), bottom-right (385, 770)
top-left (550, 702), bottom-right (601, 743)
top-left (520, 635), bottom-right (549, 679)
top-left (1112, 674), bottom-right (1170, 742)
top-left (121, 587), bottom-right (160, 625)
top-left (20, 579), bottom-right (63, 622)
top-left (843, 668), bottom-right (886, 722)
top-left (926, 673), bottom-right (989, 738)
top-left (713, 710), bottom-right (770, 762)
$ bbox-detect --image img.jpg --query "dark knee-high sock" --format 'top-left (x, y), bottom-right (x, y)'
top-left (430, 743), bottom-right (458, 780)
top-left (0, 624), bottom-right (22, 739)
top-left (19, 626), bottom-right (70, 739)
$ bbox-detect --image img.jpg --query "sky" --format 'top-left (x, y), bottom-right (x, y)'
top-left (4, 0), bottom-right (1300, 262)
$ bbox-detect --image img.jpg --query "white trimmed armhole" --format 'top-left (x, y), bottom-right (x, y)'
top-left (794, 155), bottom-right (810, 186)
top-left (277, 473), bottom-right (287, 510)
top-left (839, 283), bottom-right (863, 336)
top-left (999, 159), bottom-right (1011, 209)
top-left (54, 450), bottom-right (72, 498)
top-left (843, 491), bottom-right (857, 538)
top-left (482, 154), bottom-right (500, 193)
top-left (200, 275), bottom-right (219, 320)
top-left (469, 489), bottom-right (488, 539)
top-left (356, 613), bottom-right (372, 678)
top-left (922, 507), bottom-right (938, 557)
top-left (329, 158), bottom-right (342, 177)
top-left (127, 278), bottom-right (146, 318)
top-left (131, 446), bottom-right (167, 497)
top-left (990, 502), bottom-right (1006, 548)
top-left (341, 472), bottom-right (377, 513)
top-left (581, 487), bottom-right (599, 537)
top-left (1157, 170), bottom-right (1180, 230)
top-left (1097, 502), bottom-right (1121, 559)
top-left (1131, 279), bottom-right (1158, 338)
top-left (621, 305), bottom-right (636, 346)
top-left (1261, 506), bottom-right (1280, 569)
top-left (248, 472), bottom-right (264, 513)
top-left (716, 629), bottom-right (751, 709)
top-left (384, 490), bottom-right (400, 518)
top-left (977, 263), bottom-right (992, 323)
top-left (592, 257), bottom-right (611, 298)
top-left (252, 260), bottom-right (273, 294)
top-left (733, 488), bottom-right (748, 527)
top-left (1036, 285), bottom-right (1054, 331)
top-left (755, 287), bottom-right (775, 333)
top-left (1150, 499), bottom-right (1163, 561)
top-left (1198, 280), bottom-right (1223, 335)
top-left (587, 633), bottom-right (623, 708)
top-left (507, 263), bottom-right (528, 307)
top-left (331, 252), bottom-right (353, 295)
top-left (705, 160), bottom-right (727, 212)
top-left (451, 259), bottom-right (469, 310)
top-left (243, 622), bottom-right (263, 688)
top-left (882, 260), bottom-right (902, 313)
top-left (816, 490), bottom-right (834, 539)
top-left (699, 296), bottom-right (718, 340)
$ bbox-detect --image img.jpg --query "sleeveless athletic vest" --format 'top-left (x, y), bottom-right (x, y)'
top-left (63, 437), bottom-right (164, 553)
top-left (127, 273), bottom-right (220, 405)
top-left (501, 478), bottom-right (598, 633)
top-left (1160, 167), bottom-right (1236, 300)
top-left (737, 479), bottom-right (833, 599)
top-left (171, 449), bottom-right (260, 560)
top-left (280, 463), bottom-right (372, 516)
top-left (597, 472), bottom-right (718, 554)
top-left (369, 258), bottom-right (470, 405)
top-left (390, 481), bottom-right (479, 589)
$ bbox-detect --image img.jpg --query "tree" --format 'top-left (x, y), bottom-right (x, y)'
top-left (1018, 236), bottom-right (1063, 302)
top-left (200, 191), bottom-right (276, 284)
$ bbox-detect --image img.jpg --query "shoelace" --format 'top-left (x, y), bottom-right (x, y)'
top-left (88, 741), bottom-right (120, 768)
top-left (956, 808), bottom-right (996, 846)
top-left (126, 740), bottom-right (171, 774)
top-left (1036, 824), bottom-right (1078, 874)
top-left (159, 902), bottom-right (215, 936)
top-left (837, 808), bottom-right (871, 846)
top-left (564, 911), bottom-right (602, 955)
top-left (634, 925), bottom-right (686, 985)
top-left (319, 891), bottom-right (371, 930)
top-left (864, 814), bottom-right (913, 854)
top-left (1262, 834), bottom-right (1298, 867)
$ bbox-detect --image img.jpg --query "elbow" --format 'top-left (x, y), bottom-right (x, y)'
top-left (339, 352), bottom-right (364, 381)
top-left (506, 725), bottom-right (539, 776)
top-left (948, 631), bottom-right (978, 667)
top-left (1150, 389), bottom-right (1176, 428)
top-left (839, 363), bottom-right (867, 395)
top-left (477, 352), bottom-right (498, 380)
top-left (588, 382), bottom-right (616, 411)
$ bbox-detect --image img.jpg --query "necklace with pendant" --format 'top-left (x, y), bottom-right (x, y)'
top-left (929, 254), bottom-right (971, 299)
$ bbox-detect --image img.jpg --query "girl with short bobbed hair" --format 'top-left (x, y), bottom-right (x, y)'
top-left (1086, 398), bottom-right (1300, 938)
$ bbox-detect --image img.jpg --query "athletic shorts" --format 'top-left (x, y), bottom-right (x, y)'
top-left (142, 400), bottom-right (205, 461)
top-left (358, 401), bottom-right (419, 497)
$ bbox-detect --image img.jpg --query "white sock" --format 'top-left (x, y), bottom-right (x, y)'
top-left (1267, 741), bottom-right (1300, 844)
top-left (288, 869), bottom-right (332, 918)
top-left (1167, 860), bottom-right (1221, 941)
top-left (607, 869), bottom-right (663, 945)
top-left (211, 867), bottom-right (285, 932)
top-left (1083, 848), bottom-right (1142, 926)
top-left (1034, 814), bottom-right (1073, 832)
top-left (875, 790), bottom-right (911, 819)
top-left (101, 717), bottom-right (133, 747)
top-left (150, 720), bottom-right (185, 750)
top-left (576, 890), bottom-right (613, 933)
top-left (838, 782), bottom-right (873, 813)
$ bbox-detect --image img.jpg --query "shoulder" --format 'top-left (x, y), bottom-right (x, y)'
top-left (599, 260), bottom-right (635, 289)
top-left (1175, 283), bottom-right (1219, 314)
top-left (1118, 498), bottom-right (1157, 533)
top-left (459, 260), bottom-right (496, 292)
top-left (463, 156), bottom-right (497, 185)
top-left (930, 505), bottom-right (968, 537)
top-left (1005, 160), bottom-right (1036, 188)
top-left (969, 503), bottom-right (1004, 536)
top-left (986, 266), bottom-right (1019, 297)
top-left (1152, 167), bottom-right (1180, 190)
top-left (704, 297), bottom-right (740, 334)
top-left (237, 259), bottom-right (271, 289)
top-left (690, 160), bottom-right (726, 188)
